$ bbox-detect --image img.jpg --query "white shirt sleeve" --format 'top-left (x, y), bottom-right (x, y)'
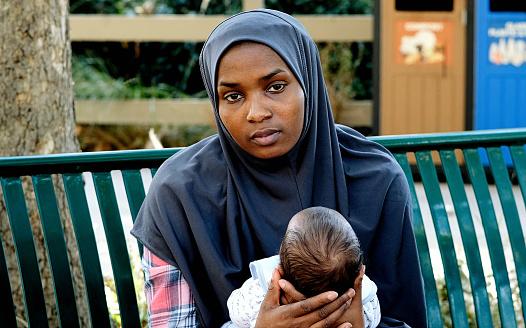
top-left (227, 276), bottom-right (267, 328)
top-left (362, 274), bottom-right (381, 328)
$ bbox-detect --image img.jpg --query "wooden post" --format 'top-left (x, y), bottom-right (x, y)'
top-left (242, 0), bottom-right (265, 11)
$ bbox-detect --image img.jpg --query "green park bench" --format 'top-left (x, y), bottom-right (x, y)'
top-left (1, 128), bottom-right (525, 327)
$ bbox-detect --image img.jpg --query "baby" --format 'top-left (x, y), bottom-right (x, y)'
top-left (226, 206), bottom-right (381, 328)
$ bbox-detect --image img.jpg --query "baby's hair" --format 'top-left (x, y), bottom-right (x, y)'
top-left (279, 207), bottom-right (363, 297)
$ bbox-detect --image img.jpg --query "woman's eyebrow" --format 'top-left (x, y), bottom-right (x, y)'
top-left (218, 81), bottom-right (238, 88)
top-left (260, 68), bottom-right (285, 82)
top-left (218, 68), bottom-right (286, 88)
top-left (259, 68), bottom-right (285, 81)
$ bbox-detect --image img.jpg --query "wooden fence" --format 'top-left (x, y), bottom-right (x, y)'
top-left (71, 4), bottom-right (374, 127)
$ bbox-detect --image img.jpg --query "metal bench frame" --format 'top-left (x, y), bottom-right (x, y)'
top-left (1, 128), bottom-right (525, 327)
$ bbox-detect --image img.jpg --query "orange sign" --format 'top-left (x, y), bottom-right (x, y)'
top-left (395, 20), bottom-right (454, 66)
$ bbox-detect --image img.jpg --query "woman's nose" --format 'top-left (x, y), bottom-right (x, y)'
top-left (246, 96), bottom-right (272, 123)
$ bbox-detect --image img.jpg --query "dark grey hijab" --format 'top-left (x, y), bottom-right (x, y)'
top-left (132, 9), bottom-right (426, 328)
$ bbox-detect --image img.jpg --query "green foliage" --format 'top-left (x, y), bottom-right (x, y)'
top-left (319, 41), bottom-right (372, 122)
top-left (265, 0), bottom-right (372, 14)
top-left (70, 0), bottom-right (242, 99)
top-left (103, 252), bottom-right (148, 327)
top-left (73, 54), bottom-right (186, 99)
top-left (71, 0), bottom-right (242, 15)
top-left (70, 0), bottom-right (375, 102)
top-left (71, 0), bottom-right (374, 147)
top-left (435, 259), bottom-right (524, 327)
top-left (436, 262), bottom-right (478, 328)
top-left (72, 42), bottom-right (207, 98)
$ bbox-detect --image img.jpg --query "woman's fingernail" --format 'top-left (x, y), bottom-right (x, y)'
top-left (327, 291), bottom-right (338, 301)
top-left (278, 280), bottom-right (286, 289)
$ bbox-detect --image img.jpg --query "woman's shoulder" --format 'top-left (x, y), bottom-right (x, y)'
top-left (160, 134), bottom-right (223, 168)
top-left (150, 134), bottom-right (227, 192)
top-left (335, 125), bottom-right (401, 171)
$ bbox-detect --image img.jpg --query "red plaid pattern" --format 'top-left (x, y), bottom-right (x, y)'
top-left (142, 247), bottom-right (198, 328)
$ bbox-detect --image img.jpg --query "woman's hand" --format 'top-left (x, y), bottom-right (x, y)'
top-left (277, 263), bottom-right (301, 306)
top-left (254, 268), bottom-right (356, 328)
top-left (335, 265), bottom-right (366, 328)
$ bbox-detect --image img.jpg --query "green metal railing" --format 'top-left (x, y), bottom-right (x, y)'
top-left (1, 128), bottom-right (525, 327)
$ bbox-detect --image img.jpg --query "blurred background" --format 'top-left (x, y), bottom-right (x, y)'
top-left (71, 0), bottom-right (375, 151)
top-left (2, 2), bottom-right (524, 326)
top-left (375, 0), bottom-right (526, 137)
top-left (71, 0), bottom-right (526, 153)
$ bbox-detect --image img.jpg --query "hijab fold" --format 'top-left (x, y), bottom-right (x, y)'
top-left (131, 9), bottom-right (426, 328)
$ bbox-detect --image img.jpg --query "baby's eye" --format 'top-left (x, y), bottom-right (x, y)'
top-left (268, 83), bottom-right (285, 92)
top-left (225, 93), bottom-right (243, 102)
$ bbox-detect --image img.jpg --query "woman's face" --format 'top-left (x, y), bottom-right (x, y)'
top-left (217, 42), bottom-right (305, 159)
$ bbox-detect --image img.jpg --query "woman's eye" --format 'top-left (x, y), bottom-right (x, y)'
top-left (225, 93), bottom-right (242, 102)
top-left (268, 83), bottom-right (285, 92)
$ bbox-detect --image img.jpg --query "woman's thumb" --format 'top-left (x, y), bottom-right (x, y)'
top-left (262, 268), bottom-right (281, 308)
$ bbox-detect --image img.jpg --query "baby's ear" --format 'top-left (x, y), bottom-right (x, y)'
top-left (278, 263), bottom-right (285, 277)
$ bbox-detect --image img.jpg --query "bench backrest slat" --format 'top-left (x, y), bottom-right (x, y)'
top-left (509, 145), bottom-right (526, 319)
top-left (393, 153), bottom-right (444, 328)
top-left (488, 147), bottom-right (526, 322)
top-left (2, 128), bottom-right (525, 327)
top-left (121, 169), bottom-right (147, 258)
top-left (415, 151), bottom-right (470, 327)
top-left (32, 174), bottom-right (80, 328)
top-left (1, 177), bottom-right (50, 328)
top-left (63, 173), bottom-right (112, 328)
top-left (92, 171), bottom-right (141, 328)
top-left (463, 148), bottom-right (517, 327)
top-left (510, 145), bottom-right (526, 205)
top-left (439, 150), bottom-right (493, 327)
top-left (0, 225), bottom-right (17, 327)
top-left (488, 147), bottom-right (522, 221)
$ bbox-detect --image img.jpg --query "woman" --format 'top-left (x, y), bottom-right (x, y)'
top-left (131, 9), bottom-right (426, 328)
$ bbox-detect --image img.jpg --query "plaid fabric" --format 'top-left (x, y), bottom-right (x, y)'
top-left (142, 247), bottom-right (198, 328)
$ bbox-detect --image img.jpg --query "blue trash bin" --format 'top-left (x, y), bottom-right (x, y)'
top-left (473, 0), bottom-right (526, 167)
top-left (474, 0), bottom-right (526, 131)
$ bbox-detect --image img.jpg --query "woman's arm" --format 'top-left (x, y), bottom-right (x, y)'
top-left (142, 247), bottom-right (198, 328)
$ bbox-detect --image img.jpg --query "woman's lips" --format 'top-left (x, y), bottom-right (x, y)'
top-left (251, 128), bottom-right (281, 146)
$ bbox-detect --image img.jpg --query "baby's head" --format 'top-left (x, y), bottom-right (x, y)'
top-left (279, 207), bottom-right (363, 297)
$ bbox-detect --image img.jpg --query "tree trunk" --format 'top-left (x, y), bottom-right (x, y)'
top-left (0, 0), bottom-right (89, 327)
